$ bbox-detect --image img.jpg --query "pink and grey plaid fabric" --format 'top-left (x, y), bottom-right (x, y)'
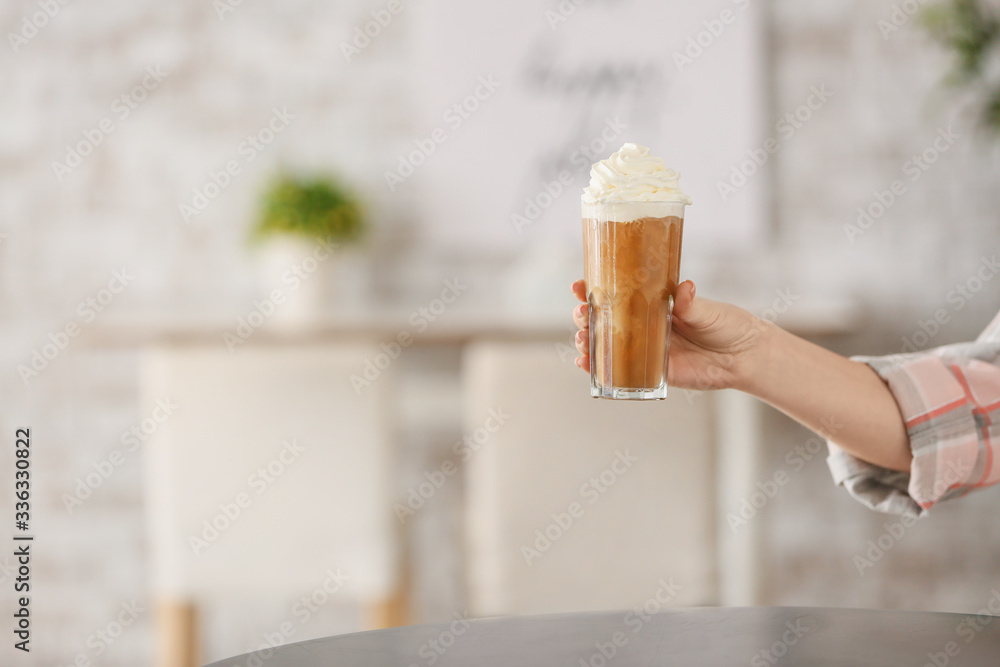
top-left (827, 310), bottom-right (1000, 516)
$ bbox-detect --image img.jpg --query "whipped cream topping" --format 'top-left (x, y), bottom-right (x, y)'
top-left (582, 143), bottom-right (692, 205)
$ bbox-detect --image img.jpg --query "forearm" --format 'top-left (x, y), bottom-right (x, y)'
top-left (739, 320), bottom-right (913, 472)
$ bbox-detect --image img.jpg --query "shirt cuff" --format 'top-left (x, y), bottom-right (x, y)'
top-left (826, 353), bottom-right (981, 515)
top-left (826, 443), bottom-right (924, 517)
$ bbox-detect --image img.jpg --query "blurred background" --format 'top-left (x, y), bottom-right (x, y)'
top-left (3, 0), bottom-right (1000, 665)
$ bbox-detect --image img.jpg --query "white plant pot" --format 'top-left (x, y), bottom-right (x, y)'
top-left (255, 237), bottom-right (368, 326)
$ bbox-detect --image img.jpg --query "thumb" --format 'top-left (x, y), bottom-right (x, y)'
top-left (673, 280), bottom-right (721, 330)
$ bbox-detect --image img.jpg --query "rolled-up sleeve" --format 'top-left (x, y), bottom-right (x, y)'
top-left (827, 338), bottom-right (1000, 516)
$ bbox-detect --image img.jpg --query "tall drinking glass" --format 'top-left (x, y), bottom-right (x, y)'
top-left (582, 201), bottom-right (686, 400)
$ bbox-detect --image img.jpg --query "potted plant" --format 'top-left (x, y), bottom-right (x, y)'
top-left (253, 174), bottom-right (368, 324)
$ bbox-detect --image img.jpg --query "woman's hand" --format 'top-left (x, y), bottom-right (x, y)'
top-left (572, 279), bottom-right (912, 471)
top-left (571, 279), bottom-right (769, 391)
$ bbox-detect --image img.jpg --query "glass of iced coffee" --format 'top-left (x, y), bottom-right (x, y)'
top-left (582, 144), bottom-right (692, 400)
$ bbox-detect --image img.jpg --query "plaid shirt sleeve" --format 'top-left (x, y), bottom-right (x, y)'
top-left (826, 310), bottom-right (1000, 516)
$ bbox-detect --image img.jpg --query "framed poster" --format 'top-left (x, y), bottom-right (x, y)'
top-left (406, 0), bottom-right (767, 257)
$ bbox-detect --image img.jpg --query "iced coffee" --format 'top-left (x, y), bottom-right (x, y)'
top-left (582, 144), bottom-right (692, 400)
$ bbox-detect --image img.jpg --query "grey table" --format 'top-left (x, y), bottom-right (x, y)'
top-left (205, 607), bottom-right (1000, 666)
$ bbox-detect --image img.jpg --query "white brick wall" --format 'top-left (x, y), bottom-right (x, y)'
top-left (763, 0), bottom-right (1000, 611)
top-left (771, 0), bottom-right (1000, 328)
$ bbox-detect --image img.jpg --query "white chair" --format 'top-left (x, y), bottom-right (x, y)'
top-left (462, 341), bottom-right (718, 616)
top-left (140, 343), bottom-right (399, 667)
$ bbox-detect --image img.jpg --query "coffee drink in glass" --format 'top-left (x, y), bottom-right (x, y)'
top-left (581, 144), bottom-right (692, 400)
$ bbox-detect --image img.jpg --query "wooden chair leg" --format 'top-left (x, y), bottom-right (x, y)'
top-left (364, 560), bottom-right (411, 629)
top-left (155, 598), bottom-right (199, 667)
top-left (365, 592), bottom-right (409, 630)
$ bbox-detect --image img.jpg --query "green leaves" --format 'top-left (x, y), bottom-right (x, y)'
top-left (923, 0), bottom-right (1000, 130)
top-left (254, 176), bottom-right (366, 244)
